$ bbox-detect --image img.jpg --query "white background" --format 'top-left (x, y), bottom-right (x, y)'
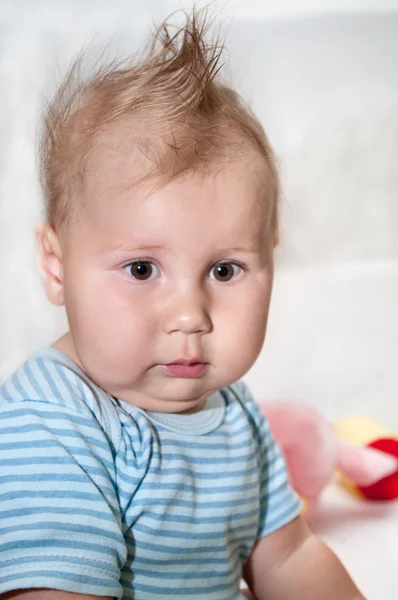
top-left (0, 1), bottom-right (397, 598)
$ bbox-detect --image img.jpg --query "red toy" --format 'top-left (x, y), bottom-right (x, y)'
top-left (260, 402), bottom-right (398, 514)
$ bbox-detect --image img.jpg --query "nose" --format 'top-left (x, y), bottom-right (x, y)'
top-left (163, 286), bottom-right (212, 335)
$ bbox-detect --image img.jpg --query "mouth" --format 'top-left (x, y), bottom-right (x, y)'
top-left (160, 358), bottom-right (208, 378)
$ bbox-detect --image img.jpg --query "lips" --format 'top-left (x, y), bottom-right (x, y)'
top-left (160, 359), bottom-right (208, 378)
top-left (169, 358), bottom-right (202, 366)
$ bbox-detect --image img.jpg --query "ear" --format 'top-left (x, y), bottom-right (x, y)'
top-left (35, 221), bottom-right (64, 306)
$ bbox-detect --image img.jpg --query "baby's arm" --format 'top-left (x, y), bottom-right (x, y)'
top-left (243, 515), bottom-right (366, 600)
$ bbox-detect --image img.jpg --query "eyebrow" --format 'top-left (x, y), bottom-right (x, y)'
top-left (100, 244), bottom-right (259, 255)
top-left (99, 243), bottom-right (167, 254)
top-left (220, 247), bottom-right (259, 255)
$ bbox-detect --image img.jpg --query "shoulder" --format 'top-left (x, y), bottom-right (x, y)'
top-left (0, 348), bottom-right (121, 442)
top-left (224, 380), bottom-right (268, 423)
top-left (222, 379), bottom-right (272, 445)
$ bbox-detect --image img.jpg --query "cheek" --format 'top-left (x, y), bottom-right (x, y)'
top-left (223, 305), bottom-right (268, 352)
top-left (63, 269), bottom-right (154, 348)
top-left (215, 282), bottom-right (271, 361)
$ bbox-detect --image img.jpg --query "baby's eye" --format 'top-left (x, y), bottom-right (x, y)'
top-left (209, 262), bottom-right (242, 282)
top-left (125, 261), bottom-right (160, 281)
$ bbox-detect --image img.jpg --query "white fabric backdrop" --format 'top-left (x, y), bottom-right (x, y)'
top-left (0, 1), bottom-right (397, 597)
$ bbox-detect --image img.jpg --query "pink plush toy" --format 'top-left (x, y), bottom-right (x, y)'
top-left (260, 402), bottom-right (398, 515)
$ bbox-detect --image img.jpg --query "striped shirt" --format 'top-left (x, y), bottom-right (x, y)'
top-left (0, 348), bottom-right (301, 599)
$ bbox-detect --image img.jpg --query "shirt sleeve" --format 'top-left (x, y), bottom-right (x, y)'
top-left (238, 381), bottom-right (302, 539)
top-left (0, 400), bottom-right (126, 598)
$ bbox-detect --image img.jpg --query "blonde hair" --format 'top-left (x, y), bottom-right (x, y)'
top-left (40, 8), bottom-right (279, 237)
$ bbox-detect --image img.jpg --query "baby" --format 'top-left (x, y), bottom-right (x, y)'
top-left (0, 10), bottom-right (366, 600)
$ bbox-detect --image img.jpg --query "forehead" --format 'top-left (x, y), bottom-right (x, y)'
top-left (72, 125), bottom-right (275, 251)
top-left (77, 170), bottom-right (272, 261)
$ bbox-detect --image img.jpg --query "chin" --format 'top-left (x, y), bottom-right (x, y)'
top-left (144, 397), bottom-right (203, 414)
top-left (160, 381), bottom-right (211, 403)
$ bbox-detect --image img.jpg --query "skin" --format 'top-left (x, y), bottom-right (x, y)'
top-left (3, 142), bottom-right (366, 599)
top-left (39, 152), bottom-right (275, 415)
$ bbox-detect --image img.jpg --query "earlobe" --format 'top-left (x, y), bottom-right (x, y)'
top-left (35, 221), bottom-right (64, 306)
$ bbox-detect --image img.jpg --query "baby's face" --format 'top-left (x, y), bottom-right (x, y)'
top-left (58, 155), bottom-right (274, 413)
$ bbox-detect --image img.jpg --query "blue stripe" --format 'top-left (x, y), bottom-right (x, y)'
top-left (119, 495), bottom-right (254, 509)
top-left (128, 538), bottom-right (228, 555)
top-left (0, 569), bottom-right (118, 589)
top-left (54, 361), bottom-right (83, 411)
top-left (24, 360), bottom-right (47, 400)
top-left (134, 520), bottom-right (257, 541)
top-left (155, 464), bottom-right (258, 479)
top-left (124, 435), bottom-right (252, 451)
top-left (11, 372), bottom-right (29, 399)
top-left (260, 486), bottom-right (293, 509)
top-left (0, 538), bottom-right (125, 564)
top-left (0, 506), bottom-right (116, 523)
top-left (136, 451), bottom-right (256, 467)
top-left (140, 507), bottom-right (258, 524)
top-left (76, 375), bottom-right (90, 405)
top-left (0, 407), bottom-right (98, 428)
top-left (260, 499), bottom-right (301, 535)
top-left (130, 579), bottom-right (232, 595)
top-left (0, 489), bottom-right (113, 503)
top-left (138, 479), bottom-right (257, 493)
top-left (0, 474), bottom-right (115, 494)
top-left (0, 382), bottom-right (14, 402)
top-left (260, 464), bottom-right (288, 488)
top-left (133, 566), bottom-right (234, 580)
top-left (36, 357), bottom-right (69, 407)
top-left (0, 521), bottom-right (123, 543)
top-left (0, 457), bottom-right (109, 472)
top-left (117, 465), bottom-right (257, 485)
top-left (224, 405), bottom-right (247, 423)
top-left (0, 440), bottom-right (115, 470)
top-left (0, 423), bottom-right (111, 452)
top-left (131, 554), bottom-right (240, 567)
top-left (0, 553), bottom-right (118, 575)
